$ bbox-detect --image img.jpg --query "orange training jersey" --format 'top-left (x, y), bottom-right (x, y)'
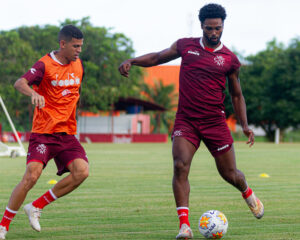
top-left (22, 52), bottom-right (84, 134)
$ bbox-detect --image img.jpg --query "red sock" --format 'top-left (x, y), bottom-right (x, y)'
top-left (242, 187), bottom-right (253, 199)
top-left (32, 189), bottom-right (57, 209)
top-left (0, 207), bottom-right (17, 231)
top-left (177, 207), bottom-right (190, 228)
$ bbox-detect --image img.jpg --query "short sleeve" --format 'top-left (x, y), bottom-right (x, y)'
top-left (229, 53), bottom-right (241, 74)
top-left (176, 38), bottom-right (185, 56)
top-left (22, 61), bottom-right (45, 86)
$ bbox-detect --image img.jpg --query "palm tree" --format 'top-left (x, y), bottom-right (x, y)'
top-left (141, 79), bottom-right (177, 133)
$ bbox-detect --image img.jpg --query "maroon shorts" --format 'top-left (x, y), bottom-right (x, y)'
top-left (27, 133), bottom-right (88, 176)
top-left (171, 116), bottom-right (233, 157)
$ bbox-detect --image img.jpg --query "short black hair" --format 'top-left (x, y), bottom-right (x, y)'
top-left (198, 3), bottom-right (227, 23)
top-left (58, 25), bottom-right (83, 42)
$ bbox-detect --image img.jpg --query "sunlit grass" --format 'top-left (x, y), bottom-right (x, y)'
top-left (0, 142), bottom-right (299, 239)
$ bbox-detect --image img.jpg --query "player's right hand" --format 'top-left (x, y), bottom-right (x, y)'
top-left (118, 59), bottom-right (132, 78)
top-left (31, 91), bottom-right (45, 109)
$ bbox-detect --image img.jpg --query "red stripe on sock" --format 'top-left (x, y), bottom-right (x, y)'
top-left (32, 190), bottom-right (56, 209)
top-left (0, 209), bottom-right (17, 231)
top-left (242, 187), bottom-right (253, 199)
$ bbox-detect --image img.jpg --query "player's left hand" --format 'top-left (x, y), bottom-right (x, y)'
top-left (243, 127), bottom-right (254, 147)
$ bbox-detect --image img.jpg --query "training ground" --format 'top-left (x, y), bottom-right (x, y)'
top-left (0, 142), bottom-right (299, 239)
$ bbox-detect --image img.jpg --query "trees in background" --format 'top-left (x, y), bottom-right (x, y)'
top-left (225, 39), bottom-right (300, 141)
top-left (1, 18), bottom-right (300, 140)
top-left (141, 80), bottom-right (177, 133)
top-left (0, 18), bottom-right (142, 131)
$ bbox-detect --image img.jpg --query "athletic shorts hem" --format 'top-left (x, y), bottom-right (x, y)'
top-left (27, 159), bottom-right (45, 166)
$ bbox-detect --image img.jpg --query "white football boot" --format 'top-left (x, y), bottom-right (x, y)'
top-left (0, 225), bottom-right (7, 239)
top-left (176, 223), bottom-right (193, 239)
top-left (244, 192), bottom-right (264, 219)
top-left (24, 203), bottom-right (42, 232)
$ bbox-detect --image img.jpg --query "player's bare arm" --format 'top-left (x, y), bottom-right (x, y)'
top-left (118, 41), bottom-right (180, 78)
top-left (14, 78), bottom-right (45, 109)
top-left (228, 69), bottom-right (254, 146)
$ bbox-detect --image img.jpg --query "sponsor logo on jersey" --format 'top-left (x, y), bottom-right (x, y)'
top-left (188, 50), bottom-right (200, 56)
top-left (30, 68), bottom-right (37, 74)
top-left (51, 73), bottom-right (80, 87)
top-left (214, 55), bottom-right (225, 66)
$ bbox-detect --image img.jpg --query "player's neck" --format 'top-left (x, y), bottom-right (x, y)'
top-left (54, 50), bottom-right (71, 65)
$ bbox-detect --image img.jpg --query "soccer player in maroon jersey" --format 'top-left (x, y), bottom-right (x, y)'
top-left (119, 3), bottom-right (264, 239)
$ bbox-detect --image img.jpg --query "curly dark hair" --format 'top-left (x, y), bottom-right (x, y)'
top-left (198, 3), bottom-right (227, 23)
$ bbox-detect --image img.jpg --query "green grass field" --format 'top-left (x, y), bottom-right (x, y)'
top-left (0, 142), bottom-right (300, 239)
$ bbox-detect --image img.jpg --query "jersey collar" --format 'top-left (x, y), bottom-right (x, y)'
top-left (200, 37), bottom-right (223, 52)
top-left (50, 51), bottom-right (64, 65)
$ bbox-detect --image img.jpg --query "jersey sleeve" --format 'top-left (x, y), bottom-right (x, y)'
top-left (176, 38), bottom-right (186, 56)
top-left (22, 61), bottom-right (45, 86)
top-left (229, 53), bottom-right (241, 74)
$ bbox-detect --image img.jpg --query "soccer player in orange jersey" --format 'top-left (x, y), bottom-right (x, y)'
top-left (0, 25), bottom-right (89, 239)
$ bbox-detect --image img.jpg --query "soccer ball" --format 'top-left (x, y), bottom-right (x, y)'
top-left (198, 210), bottom-right (228, 239)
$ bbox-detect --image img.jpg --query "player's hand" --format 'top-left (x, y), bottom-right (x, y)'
top-left (118, 59), bottom-right (132, 78)
top-left (31, 91), bottom-right (45, 109)
top-left (243, 127), bottom-right (254, 147)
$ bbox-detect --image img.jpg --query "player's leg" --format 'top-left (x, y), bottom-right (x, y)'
top-left (23, 158), bottom-right (89, 233)
top-left (214, 145), bottom-right (247, 191)
top-left (214, 145), bottom-right (264, 219)
top-left (0, 162), bottom-right (43, 237)
top-left (172, 137), bottom-right (196, 239)
top-left (51, 158), bottom-right (89, 198)
top-left (173, 137), bottom-right (196, 207)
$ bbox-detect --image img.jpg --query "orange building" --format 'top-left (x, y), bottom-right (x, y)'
top-left (143, 65), bottom-right (237, 132)
top-left (143, 65), bottom-right (180, 94)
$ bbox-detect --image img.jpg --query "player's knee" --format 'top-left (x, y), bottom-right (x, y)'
top-left (173, 158), bottom-right (189, 176)
top-left (22, 172), bottom-right (40, 189)
top-left (221, 169), bottom-right (243, 185)
top-left (220, 168), bottom-right (235, 182)
top-left (73, 166), bottom-right (89, 185)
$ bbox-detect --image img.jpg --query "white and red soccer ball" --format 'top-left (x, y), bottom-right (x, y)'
top-left (199, 210), bottom-right (228, 239)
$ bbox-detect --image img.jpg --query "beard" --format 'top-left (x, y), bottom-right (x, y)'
top-left (204, 32), bottom-right (222, 46)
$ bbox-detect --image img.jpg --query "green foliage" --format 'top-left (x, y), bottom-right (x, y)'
top-left (141, 80), bottom-right (177, 133)
top-left (0, 18), bottom-right (142, 131)
top-left (225, 39), bottom-right (300, 141)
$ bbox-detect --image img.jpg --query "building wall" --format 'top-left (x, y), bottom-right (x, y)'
top-left (131, 114), bottom-right (150, 134)
top-left (78, 114), bottom-right (150, 134)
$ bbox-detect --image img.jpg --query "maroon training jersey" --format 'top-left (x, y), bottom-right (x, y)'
top-left (176, 37), bottom-right (241, 118)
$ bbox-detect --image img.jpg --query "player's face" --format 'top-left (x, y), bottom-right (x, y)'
top-left (62, 38), bottom-right (83, 62)
top-left (201, 18), bottom-right (223, 46)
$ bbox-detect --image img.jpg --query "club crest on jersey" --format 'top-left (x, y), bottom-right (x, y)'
top-left (36, 144), bottom-right (46, 154)
top-left (214, 55), bottom-right (225, 66)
